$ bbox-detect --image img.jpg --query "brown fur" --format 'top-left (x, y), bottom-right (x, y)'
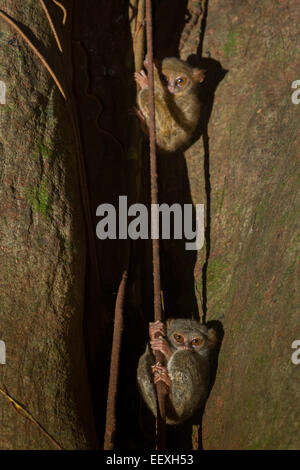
top-left (136, 57), bottom-right (205, 152)
top-left (137, 319), bottom-right (216, 425)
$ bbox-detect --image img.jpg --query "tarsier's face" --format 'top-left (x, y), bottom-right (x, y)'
top-left (161, 72), bottom-right (190, 94)
top-left (168, 330), bottom-right (207, 351)
top-left (159, 57), bottom-right (205, 97)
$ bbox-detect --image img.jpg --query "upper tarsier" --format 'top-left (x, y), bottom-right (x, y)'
top-left (134, 57), bottom-right (205, 153)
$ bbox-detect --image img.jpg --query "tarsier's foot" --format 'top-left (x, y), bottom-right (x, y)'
top-left (150, 335), bottom-right (173, 361)
top-left (134, 70), bottom-right (148, 89)
top-left (129, 106), bottom-right (145, 121)
top-left (128, 106), bottom-right (140, 116)
top-left (149, 320), bottom-right (166, 341)
top-left (151, 363), bottom-right (171, 389)
top-left (135, 108), bottom-right (148, 135)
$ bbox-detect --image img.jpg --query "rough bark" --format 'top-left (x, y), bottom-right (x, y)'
top-left (199, 0), bottom-right (300, 450)
top-left (0, 0), bottom-right (97, 449)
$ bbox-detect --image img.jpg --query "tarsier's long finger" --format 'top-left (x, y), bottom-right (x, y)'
top-left (153, 371), bottom-right (171, 388)
top-left (149, 321), bottom-right (165, 333)
top-left (150, 338), bottom-right (173, 360)
top-left (149, 320), bottom-right (162, 329)
top-left (136, 109), bottom-right (146, 121)
top-left (152, 365), bottom-right (167, 376)
top-left (134, 71), bottom-right (148, 89)
top-left (151, 323), bottom-right (165, 333)
top-left (151, 361), bottom-right (162, 368)
top-left (149, 325), bottom-right (165, 340)
top-left (134, 73), bottom-right (142, 83)
top-left (150, 337), bottom-right (166, 346)
top-left (150, 340), bottom-right (164, 351)
top-left (151, 363), bottom-right (164, 374)
top-left (153, 367), bottom-right (168, 377)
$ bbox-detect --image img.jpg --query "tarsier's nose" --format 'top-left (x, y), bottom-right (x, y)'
top-left (181, 343), bottom-right (192, 350)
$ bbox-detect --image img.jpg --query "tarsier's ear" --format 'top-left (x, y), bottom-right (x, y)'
top-left (193, 68), bottom-right (206, 83)
top-left (166, 318), bottom-right (175, 328)
top-left (208, 328), bottom-right (217, 348)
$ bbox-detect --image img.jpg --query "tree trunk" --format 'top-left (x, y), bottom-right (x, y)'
top-left (0, 0), bottom-right (97, 449)
top-left (200, 0), bottom-right (300, 450)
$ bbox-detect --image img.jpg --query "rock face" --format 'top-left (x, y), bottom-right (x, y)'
top-left (0, 1), bottom-right (97, 449)
top-left (197, 0), bottom-right (300, 450)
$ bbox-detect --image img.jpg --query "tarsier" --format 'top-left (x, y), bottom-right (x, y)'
top-left (134, 57), bottom-right (205, 152)
top-left (137, 319), bottom-right (216, 425)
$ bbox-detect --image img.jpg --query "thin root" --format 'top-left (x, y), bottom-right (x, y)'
top-left (40, 0), bottom-right (63, 53)
top-left (0, 385), bottom-right (63, 450)
top-left (0, 9), bottom-right (66, 100)
top-left (52, 0), bottom-right (67, 25)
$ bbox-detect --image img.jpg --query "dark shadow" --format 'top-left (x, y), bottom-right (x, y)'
top-left (206, 320), bottom-right (225, 391)
top-left (151, 0), bottom-right (197, 324)
top-left (72, 0), bottom-right (134, 450)
top-left (152, 0), bottom-right (189, 59)
top-left (187, 56), bottom-right (228, 322)
top-left (195, 319), bottom-right (224, 449)
top-left (197, 0), bottom-right (209, 58)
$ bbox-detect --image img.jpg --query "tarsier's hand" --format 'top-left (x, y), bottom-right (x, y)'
top-left (151, 363), bottom-right (171, 391)
top-left (149, 320), bottom-right (166, 340)
top-left (134, 70), bottom-right (148, 89)
top-left (150, 340), bottom-right (173, 362)
top-left (149, 321), bottom-right (172, 361)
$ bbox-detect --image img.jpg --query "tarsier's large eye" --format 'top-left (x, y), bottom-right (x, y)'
top-left (191, 337), bottom-right (203, 346)
top-left (175, 76), bottom-right (187, 87)
top-left (162, 74), bottom-right (169, 83)
top-left (173, 333), bottom-right (184, 343)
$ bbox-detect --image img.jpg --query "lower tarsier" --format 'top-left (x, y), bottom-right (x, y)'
top-left (137, 319), bottom-right (217, 425)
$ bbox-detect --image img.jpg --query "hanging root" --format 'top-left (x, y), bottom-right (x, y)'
top-left (52, 0), bottom-right (67, 25)
top-left (40, 0), bottom-right (63, 53)
top-left (103, 270), bottom-right (128, 450)
top-left (145, 0), bottom-right (166, 449)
